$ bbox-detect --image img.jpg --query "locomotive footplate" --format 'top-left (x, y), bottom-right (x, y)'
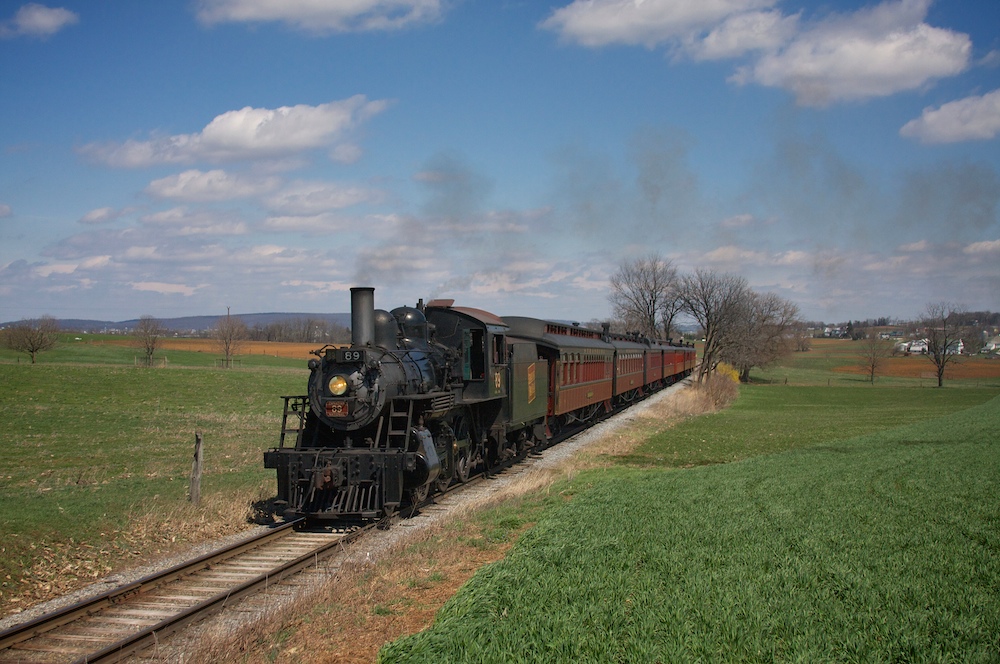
top-left (265, 447), bottom-right (416, 521)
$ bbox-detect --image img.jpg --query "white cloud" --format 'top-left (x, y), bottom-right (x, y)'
top-left (720, 214), bottom-right (754, 228)
top-left (732, 0), bottom-right (970, 106)
top-left (0, 203), bottom-right (11, 217)
top-left (31, 255), bottom-right (111, 277)
top-left (131, 281), bottom-right (201, 296)
top-left (540, 0), bottom-right (776, 48)
top-left (261, 213), bottom-right (352, 235)
top-left (687, 10), bottom-right (798, 61)
top-left (0, 3), bottom-right (78, 39)
top-left (963, 239), bottom-right (1000, 255)
top-left (899, 240), bottom-right (930, 252)
top-left (543, 0), bottom-right (970, 107)
top-left (79, 96), bottom-right (389, 167)
top-left (900, 89), bottom-right (1000, 143)
top-left (146, 169), bottom-right (280, 201)
top-left (195, 0), bottom-right (443, 33)
top-left (264, 180), bottom-right (384, 215)
top-left (281, 279), bottom-right (351, 293)
top-left (79, 207), bottom-right (119, 224)
top-left (701, 244), bottom-right (768, 266)
top-left (139, 207), bottom-right (249, 236)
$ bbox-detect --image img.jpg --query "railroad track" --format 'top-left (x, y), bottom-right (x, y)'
top-left (0, 457), bottom-right (537, 664)
top-left (1, 384), bottom-right (686, 663)
top-left (0, 521), bottom-right (362, 664)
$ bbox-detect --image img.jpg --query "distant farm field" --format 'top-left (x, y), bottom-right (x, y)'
top-left (95, 337), bottom-right (323, 361)
top-left (754, 338), bottom-right (1000, 386)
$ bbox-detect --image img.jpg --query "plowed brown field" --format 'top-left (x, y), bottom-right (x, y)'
top-left (834, 356), bottom-right (1000, 379)
top-left (102, 338), bottom-right (330, 360)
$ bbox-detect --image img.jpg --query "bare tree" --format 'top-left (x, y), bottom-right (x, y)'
top-left (678, 269), bottom-right (752, 383)
top-left (792, 322), bottom-right (812, 352)
top-left (4, 316), bottom-right (59, 363)
top-left (922, 302), bottom-right (966, 387)
top-left (215, 308), bottom-right (248, 368)
top-left (719, 291), bottom-right (800, 382)
top-left (608, 253), bottom-right (680, 339)
top-left (132, 315), bottom-right (166, 367)
top-left (857, 331), bottom-right (894, 384)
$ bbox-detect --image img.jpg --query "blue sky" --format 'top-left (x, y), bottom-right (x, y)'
top-left (1, 0), bottom-right (998, 325)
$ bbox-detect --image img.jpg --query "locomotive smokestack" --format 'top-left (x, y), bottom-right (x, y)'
top-left (351, 287), bottom-right (375, 347)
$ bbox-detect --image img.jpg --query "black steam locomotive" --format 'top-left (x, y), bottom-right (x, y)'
top-left (265, 287), bottom-right (695, 523)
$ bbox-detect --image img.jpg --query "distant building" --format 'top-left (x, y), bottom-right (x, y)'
top-left (896, 339), bottom-right (929, 354)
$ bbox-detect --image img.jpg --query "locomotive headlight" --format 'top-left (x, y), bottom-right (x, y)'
top-left (328, 375), bottom-right (349, 396)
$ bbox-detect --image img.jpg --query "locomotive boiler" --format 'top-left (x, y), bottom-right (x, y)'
top-left (265, 287), bottom-right (696, 524)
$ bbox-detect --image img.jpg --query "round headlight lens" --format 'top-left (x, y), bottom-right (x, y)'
top-left (328, 375), bottom-right (349, 396)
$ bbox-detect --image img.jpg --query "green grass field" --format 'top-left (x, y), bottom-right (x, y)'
top-left (0, 341), bottom-right (309, 610)
top-left (3, 331), bottom-right (999, 659)
top-left (380, 391), bottom-right (1000, 662)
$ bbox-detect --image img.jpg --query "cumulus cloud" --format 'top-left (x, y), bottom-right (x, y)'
top-left (261, 213), bottom-right (353, 235)
top-left (131, 281), bottom-right (201, 296)
top-left (540, 0), bottom-right (777, 49)
top-left (899, 240), bottom-right (929, 252)
top-left (686, 10), bottom-right (798, 61)
top-left (139, 207), bottom-right (249, 236)
top-left (730, 0), bottom-right (970, 106)
top-left (264, 180), bottom-right (384, 215)
top-left (900, 88), bottom-right (1000, 143)
top-left (79, 96), bottom-right (389, 168)
top-left (0, 3), bottom-right (78, 39)
top-left (195, 0), bottom-right (443, 33)
top-left (542, 0), bottom-right (971, 107)
top-left (145, 169), bottom-right (280, 201)
top-left (963, 239), bottom-right (1000, 256)
top-left (720, 213), bottom-right (755, 229)
top-left (79, 207), bottom-right (121, 224)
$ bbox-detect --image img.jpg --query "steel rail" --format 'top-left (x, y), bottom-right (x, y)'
top-left (0, 519), bottom-right (370, 663)
top-left (70, 525), bottom-right (369, 664)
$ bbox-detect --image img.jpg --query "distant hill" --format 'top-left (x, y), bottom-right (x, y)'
top-left (2, 313), bottom-right (351, 334)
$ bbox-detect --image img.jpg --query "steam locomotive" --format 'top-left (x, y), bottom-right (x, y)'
top-left (264, 287), bottom-right (696, 524)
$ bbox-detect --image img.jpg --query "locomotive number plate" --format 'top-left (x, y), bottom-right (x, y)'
top-left (337, 349), bottom-right (367, 363)
top-left (326, 401), bottom-right (350, 417)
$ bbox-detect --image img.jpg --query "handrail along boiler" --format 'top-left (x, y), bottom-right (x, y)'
top-left (265, 287), bottom-right (695, 523)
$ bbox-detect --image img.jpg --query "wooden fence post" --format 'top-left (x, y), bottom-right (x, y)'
top-left (190, 432), bottom-right (203, 504)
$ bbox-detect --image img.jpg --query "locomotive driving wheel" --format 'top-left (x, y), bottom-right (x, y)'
top-left (456, 448), bottom-right (471, 482)
top-left (451, 413), bottom-right (472, 483)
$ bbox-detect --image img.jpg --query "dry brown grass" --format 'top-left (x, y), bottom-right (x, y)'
top-left (4, 488), bottom-right (269, 616)
top-left (185, 520), bottom-right (520, 664)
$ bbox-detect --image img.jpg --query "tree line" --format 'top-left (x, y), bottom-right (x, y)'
top-left (2, 314), bottom-right (350, 367)
top-left (4, 272), bottom-right (994, 388)
top-left (608, 254), bottom-right (802, 384)
top-left (606, 254), bottom-right (994, 387)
